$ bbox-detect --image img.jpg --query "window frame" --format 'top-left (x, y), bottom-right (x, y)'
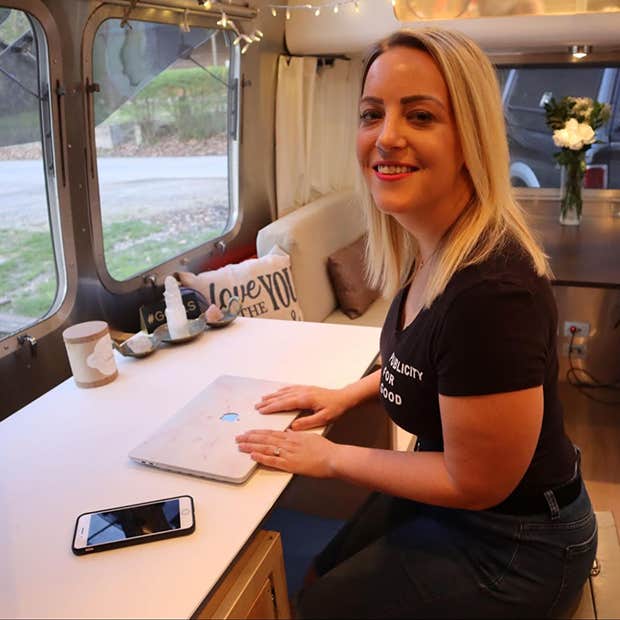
top-left (491, 49), bottom-right (620, 201)
top-left (82, 4), bottom-right (242, 294)
top-left (0, 0), bottom-right (75, 358)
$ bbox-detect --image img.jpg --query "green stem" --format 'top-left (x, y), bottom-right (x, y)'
top-left (561, 156), bottom-right (585, 220)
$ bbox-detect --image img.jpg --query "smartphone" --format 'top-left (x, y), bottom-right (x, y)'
top-left (72, 495), bottom-right (195, 555)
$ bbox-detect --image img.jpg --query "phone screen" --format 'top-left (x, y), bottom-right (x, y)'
top-left (87, 499), bottom-right (181, 545)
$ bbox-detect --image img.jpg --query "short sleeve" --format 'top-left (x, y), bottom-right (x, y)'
top-left (434, 280), bottom-right (548, 396)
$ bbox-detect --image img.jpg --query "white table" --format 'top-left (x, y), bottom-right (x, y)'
top-left (0, 318), bottom-right (380, 619)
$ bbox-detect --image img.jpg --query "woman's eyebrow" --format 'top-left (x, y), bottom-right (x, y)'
top-left (360, 96), bottom-right (383, 105)
top-left (359, 94), bottom-right (445, 109)
top-left (400, 94), bottom-right (445, 108)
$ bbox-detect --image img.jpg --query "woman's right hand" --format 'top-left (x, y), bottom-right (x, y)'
top-left (255, 385), bottom-right (352, 430)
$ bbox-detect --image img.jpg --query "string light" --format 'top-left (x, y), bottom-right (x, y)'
top-left (261, 1), bottom-right (380, 18)
top-left (194, 0), bottom-right (391, 56)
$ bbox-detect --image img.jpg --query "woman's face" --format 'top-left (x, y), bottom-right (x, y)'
top-left (357, 46), bottom-right (470, 221)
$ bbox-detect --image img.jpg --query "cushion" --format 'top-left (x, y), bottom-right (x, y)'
top-left (327, 236), bottom-right (380, 319)
top-left (177, 247), bottom-right (304, 321)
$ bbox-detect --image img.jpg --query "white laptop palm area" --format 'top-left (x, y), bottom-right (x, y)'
top-left (129, 375), bottom-right (300, 484)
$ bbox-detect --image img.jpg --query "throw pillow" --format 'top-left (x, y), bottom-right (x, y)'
top-left (177, 246), bottom-right (304, 321)
top-left (327, 236), bottom-right (380, 319)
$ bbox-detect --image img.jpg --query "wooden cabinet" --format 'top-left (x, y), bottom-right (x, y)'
top-left (195, 530), bottom-right (291, 619)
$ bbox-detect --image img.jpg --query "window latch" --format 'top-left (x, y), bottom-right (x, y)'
top-left (86, 82), bottom-right (100, 94)
top-left (17, 334), bottom-right (38, 358)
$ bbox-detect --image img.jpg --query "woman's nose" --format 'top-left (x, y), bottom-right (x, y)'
top-left (375, 113), bottom-right (407, 151)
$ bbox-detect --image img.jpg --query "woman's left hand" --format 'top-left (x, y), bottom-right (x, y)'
top-left (235, 429), bottom-right (337, 478)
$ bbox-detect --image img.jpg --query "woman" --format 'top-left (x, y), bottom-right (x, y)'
top-left (236, 28), bottom-right (596, 618)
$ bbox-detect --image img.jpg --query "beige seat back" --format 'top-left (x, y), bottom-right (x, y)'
top-left (256, 191), bottom-right (364, 323)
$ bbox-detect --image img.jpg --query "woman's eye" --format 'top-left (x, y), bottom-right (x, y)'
top-left (359, 109), bottom-right (381, 123)
top-left (408, 110), bottom-right (434, 123)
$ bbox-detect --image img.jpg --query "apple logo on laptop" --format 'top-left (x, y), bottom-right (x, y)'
top-left (220, 412), bottom-right (240, 423)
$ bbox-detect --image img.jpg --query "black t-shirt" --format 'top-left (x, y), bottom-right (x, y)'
top-left (379, 238), bottom-right (576, 501)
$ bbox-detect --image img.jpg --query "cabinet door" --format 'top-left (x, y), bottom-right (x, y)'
top-left (247, 577), bottom-right (277, 620)
top-left (196, 530), bottom-right (291, 619)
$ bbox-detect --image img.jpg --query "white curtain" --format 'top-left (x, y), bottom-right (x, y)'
top-left (275, 56), bottom-right (361, 217)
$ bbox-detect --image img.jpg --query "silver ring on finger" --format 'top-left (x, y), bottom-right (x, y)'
top-left (273, 446), bottom-right (281, 457)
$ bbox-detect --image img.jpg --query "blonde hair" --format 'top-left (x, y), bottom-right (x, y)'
top-left (359, 28), bottom-right (551, 305)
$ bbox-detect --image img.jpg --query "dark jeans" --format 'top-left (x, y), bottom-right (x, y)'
top-left (296, 481), bottom-right (596, 618)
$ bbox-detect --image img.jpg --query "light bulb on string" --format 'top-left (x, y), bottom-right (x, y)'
top-left (314, 7), bottom-right (321, 16)
top-left (354, 1), bottom-right (360, 13)
top-left (286, 8), bottom-right (291, 19)
top-left (333, 4), bottom-right (339, 13)
top-left (271, 7), bottom-right (277, 16)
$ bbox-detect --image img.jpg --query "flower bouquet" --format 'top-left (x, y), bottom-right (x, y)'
top-left (544, 96), bottom-right (610, 225)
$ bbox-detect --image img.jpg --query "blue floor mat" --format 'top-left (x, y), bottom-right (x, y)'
top-left (263, 508), bottom-right (345, 596)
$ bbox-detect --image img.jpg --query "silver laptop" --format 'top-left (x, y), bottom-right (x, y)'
top-left (129, 375), bottom-right (300, 484)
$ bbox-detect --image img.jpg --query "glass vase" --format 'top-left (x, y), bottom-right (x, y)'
top-left (559, 154), bottom-right (586, 226)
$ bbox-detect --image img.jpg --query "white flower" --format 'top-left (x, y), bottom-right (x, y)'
top-left (570, 96), bottom-right (594, 120)
top-left (552, 118), bottom-right (596, 151)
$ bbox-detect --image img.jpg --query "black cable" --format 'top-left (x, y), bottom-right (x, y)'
top-left (565, 328), bottom-right (620, 405)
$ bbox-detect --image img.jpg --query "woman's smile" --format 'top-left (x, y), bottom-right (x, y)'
top-left (373, 160), bottom-right (420, 181)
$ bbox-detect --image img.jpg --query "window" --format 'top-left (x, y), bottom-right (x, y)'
top-left (500, 64), bottom-right (619, 188)
top-left (92, 19), bottom-right (237, 282)
top-left (0, 7), bottom-right (60, 339)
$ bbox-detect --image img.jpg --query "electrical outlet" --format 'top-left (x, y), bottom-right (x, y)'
top-left (562, 343), bottom-right (587, 359)
top-left (563, 321), bottom-right (590, 337)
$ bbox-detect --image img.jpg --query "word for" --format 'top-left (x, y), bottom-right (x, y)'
top-left (381, 366), bottom-right (402, 405)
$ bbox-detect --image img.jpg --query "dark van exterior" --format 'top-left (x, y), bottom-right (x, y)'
top-left (502, 65), bottom-right (620, 189)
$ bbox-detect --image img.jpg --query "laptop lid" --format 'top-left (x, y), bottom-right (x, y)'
top-left (129, 375), bottom-right (300, 484)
